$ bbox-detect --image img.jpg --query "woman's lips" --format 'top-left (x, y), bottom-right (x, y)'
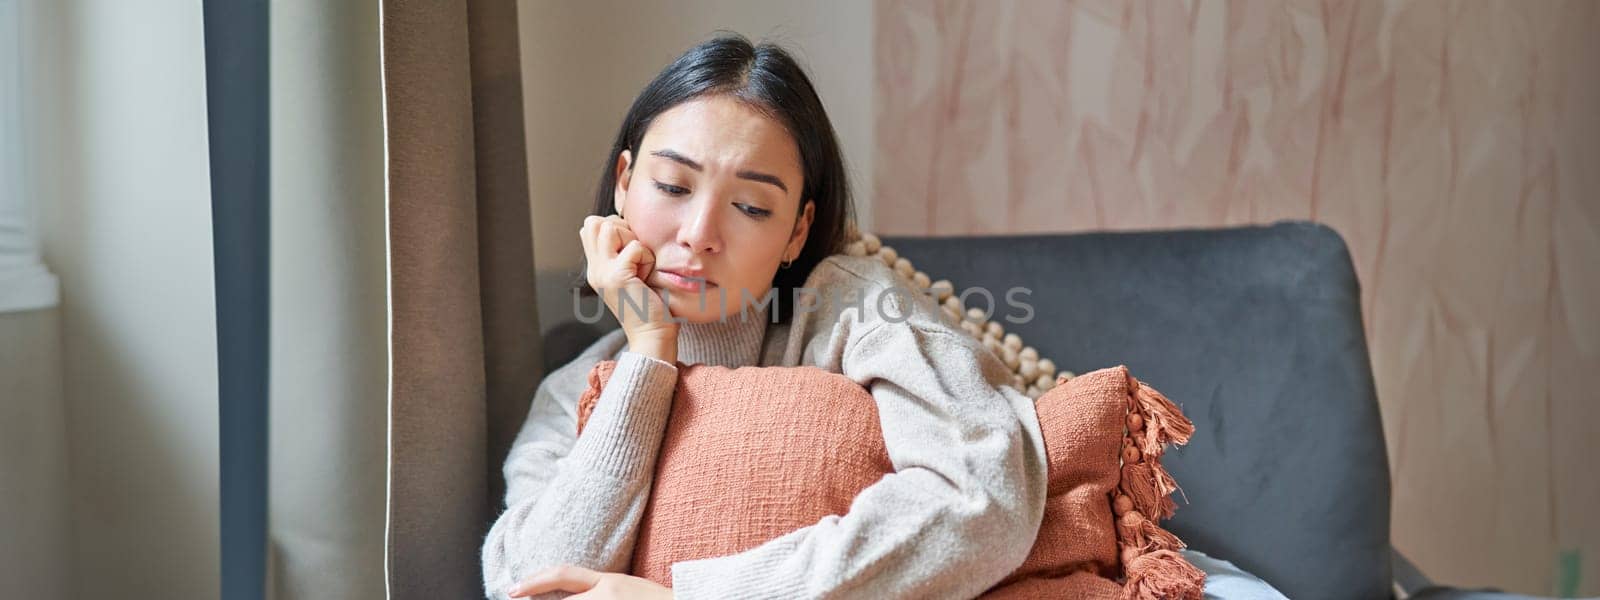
top-left (656, 269), bottom-right (714, 293)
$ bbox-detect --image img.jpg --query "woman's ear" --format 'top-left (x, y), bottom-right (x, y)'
top-left (784, 200), bottom-right (816, 261)
top-left (613, 149), bottom-right (633, 217)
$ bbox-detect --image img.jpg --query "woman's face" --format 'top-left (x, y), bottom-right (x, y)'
top-left (613, 95), bottom-right (815, 324)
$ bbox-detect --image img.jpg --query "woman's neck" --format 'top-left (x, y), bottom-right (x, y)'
top-left (675, 300), bottom-right (771, 367)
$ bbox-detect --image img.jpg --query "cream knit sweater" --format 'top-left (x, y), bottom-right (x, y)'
top-left (480, 254), bottom-right (1050, 600)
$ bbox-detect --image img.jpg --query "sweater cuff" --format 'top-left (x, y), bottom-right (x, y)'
top-left (669, 543), bottom-right (810, 600)
top-left (565, 350), bottom-right (678, 480)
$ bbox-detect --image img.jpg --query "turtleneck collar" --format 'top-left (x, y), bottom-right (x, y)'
top-left (674, 299), bottom-right (771, 367)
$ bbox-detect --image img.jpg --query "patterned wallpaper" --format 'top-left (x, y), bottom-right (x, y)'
top-left (874, 0), bottom-right (1598, 595)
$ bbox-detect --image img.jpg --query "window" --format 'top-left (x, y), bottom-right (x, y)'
top-left (0, 0), bottom-right (58, 313)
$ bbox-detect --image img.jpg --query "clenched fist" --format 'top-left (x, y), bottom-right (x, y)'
top-left (580, 214), bottom-right (679, 363)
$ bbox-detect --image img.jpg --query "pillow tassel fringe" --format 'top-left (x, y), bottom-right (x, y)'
top-left (1123, 550), bottom-right (1206, 600)
top-left (573, 361), bottom-right (613, 434)
top-left (1113, 371), bottom-right (1204, 600)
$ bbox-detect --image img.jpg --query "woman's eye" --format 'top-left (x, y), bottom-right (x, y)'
top-left (653, 182), bottom-right (689, 196)
top-left (736, 203), bottom-right (772, 219)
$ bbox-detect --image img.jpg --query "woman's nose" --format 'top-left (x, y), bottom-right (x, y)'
top-left (676, 196), bottom-right (723, 255)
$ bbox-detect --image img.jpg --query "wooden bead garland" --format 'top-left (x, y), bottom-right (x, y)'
top-left (843, 230), bottom-right (1075, 399)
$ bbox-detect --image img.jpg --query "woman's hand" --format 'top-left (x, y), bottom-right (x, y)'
top-left (580, 214), bottom-right (678, 362)
top-left (507, 565), bottom-right (673, 599)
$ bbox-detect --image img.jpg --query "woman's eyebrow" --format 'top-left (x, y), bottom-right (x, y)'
top-left (650, 148), bottom-right (789, 194)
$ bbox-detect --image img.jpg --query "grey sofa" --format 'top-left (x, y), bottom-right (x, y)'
top-left (542, 221), bottom-right (1545, 600)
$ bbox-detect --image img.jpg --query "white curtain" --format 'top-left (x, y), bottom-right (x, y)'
top-left (267, 1), bottom-right (388, 598)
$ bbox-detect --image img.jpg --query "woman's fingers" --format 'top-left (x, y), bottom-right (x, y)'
top-left (616, 239), bottom-right (639, 268)
top-left (578, 213), bottom-right (675, 340)
top-left (582, 216), bottom-right (595, 259)
top-left (604, 217), bottom-right (630, 248)
top-left (618, 240), bottom-right (654, 280)
top-left (637, 243), bottom-right (656, 281)
top-left (596, 219), bottom-right (620, 259)
top-left (578, 215), bottom-right (598, 259)
top-left (507, 565), bottom-right (602, 597)
top-left (579, 214), bottom-right (636, 262)
top-left (603, 214), bottom-right (638, 250)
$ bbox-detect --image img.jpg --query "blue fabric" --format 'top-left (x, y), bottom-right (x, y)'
top-left (1183, 549), bottom-right (1290, 600)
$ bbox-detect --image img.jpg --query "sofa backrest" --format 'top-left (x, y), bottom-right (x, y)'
top-left (885, 221), bottom-right (1392, 600)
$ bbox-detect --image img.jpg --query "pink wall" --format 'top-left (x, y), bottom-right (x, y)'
top-left (875, 0), bottom-right (1598, 594)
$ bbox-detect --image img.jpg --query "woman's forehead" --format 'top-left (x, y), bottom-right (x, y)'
top-left (639, 96), bottom-right (802, 180)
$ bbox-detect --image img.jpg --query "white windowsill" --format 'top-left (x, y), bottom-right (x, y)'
top-left (0, 261), bottom-right (58, 313)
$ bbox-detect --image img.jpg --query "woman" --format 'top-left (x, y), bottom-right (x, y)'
top-left (481, 33), bottom-right (1045, 600)
top-left (482, 34), bottom-right (1284, 600)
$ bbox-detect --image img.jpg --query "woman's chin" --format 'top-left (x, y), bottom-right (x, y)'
top-left (666, 306), bottom-right (724, 325)
top-left (659, 294), bottom-right (716, 321)
top-left (665, 298), bottom-right (740, 324)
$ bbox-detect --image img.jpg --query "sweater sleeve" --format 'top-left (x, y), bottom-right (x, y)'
top-left (668, 322), bottom-right (1050, 600)
top-left (480, 350), bottom-right (679, 600)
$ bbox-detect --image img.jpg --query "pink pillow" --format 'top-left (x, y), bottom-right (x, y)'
top-left (576, 362), bottom-right (1202, 598)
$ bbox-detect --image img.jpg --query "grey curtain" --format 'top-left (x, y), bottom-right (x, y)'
top-left (382, 1), bottom-right (541, 597)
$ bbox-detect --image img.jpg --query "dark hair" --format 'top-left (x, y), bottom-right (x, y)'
top-left (583, 33), bottom-right (855, 324)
